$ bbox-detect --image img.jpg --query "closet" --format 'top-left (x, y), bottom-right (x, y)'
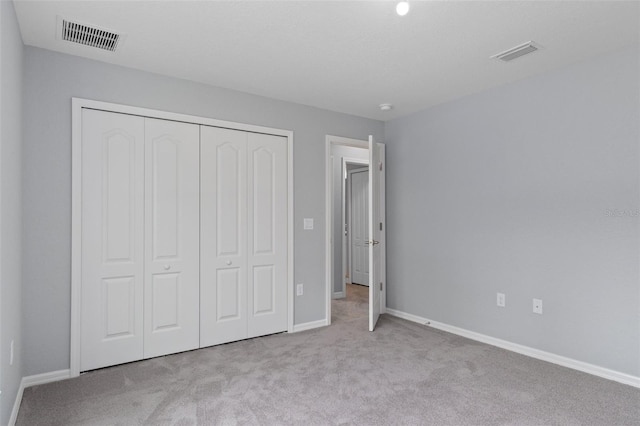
top-left (79, 108), bottom-right (288, 372)
top-left (200, 127), bottom-right (288, 347)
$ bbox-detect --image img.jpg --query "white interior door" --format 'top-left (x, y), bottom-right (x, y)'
top-left (143, 118), bottom-right (200, 358)
top-left (81, 109), bottom-right (144, 371)
top-left (200, 126), bottom-right (249, 347)
top-left (247, 133), bottom-right (288, 338)
top-left (349, 168), bottom-right (369, 286)
top-left (368, 136), bottom-right (384, 331)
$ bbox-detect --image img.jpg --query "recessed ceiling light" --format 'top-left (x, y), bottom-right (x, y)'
top-left (396, 1), bottom-right (410, 16)
top-left (379, 103), bottom-right (393, 111)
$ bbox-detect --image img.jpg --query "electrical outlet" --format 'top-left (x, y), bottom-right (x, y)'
top-left (533, 298), bottom-right (543, 314)
top-left (296, 283), bottom-right (304, 296)
top-left (496, 293), bottom-right (505, 307)
top-left (303, 218), bottom-right (314, 230)
top-left (10, 340), bottom-right (14, 366)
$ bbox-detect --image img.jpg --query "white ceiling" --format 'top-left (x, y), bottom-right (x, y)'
top-left (13, 0), bottom-right (640, 121)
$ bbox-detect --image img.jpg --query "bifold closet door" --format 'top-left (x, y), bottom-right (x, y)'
top-left (81, 110), bottom-right (145, 371)
top-left (80, 109), bottom-right (287, 369)
top-left (200, 126), bottom-right (248, 347)
top-left (143, 118), bottom-right (200, 358)
top-left (200, 128), bottom-right (288, 346)
top-left (247, 133), bottom-right (288, 338)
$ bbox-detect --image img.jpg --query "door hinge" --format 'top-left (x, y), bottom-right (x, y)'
top-left (379, 282), bottom-right (383, 291)
top-left (379, 222), bottom-right (383, 231)
top-left (379, 162), bottom-right (383, 171)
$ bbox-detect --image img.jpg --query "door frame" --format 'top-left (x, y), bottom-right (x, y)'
top-left (346, 164), bottom-right (369, 289)
top-left (71, 98), bottom-right (294, 377)
top-left (325, 135), bottom-right (386, 326)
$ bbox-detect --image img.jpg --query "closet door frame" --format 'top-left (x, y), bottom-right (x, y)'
top-left (71, 97), bottom-right (294, 378)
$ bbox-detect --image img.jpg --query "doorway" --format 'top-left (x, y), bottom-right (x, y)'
top-left (325, 135), bottom-right (386, 329)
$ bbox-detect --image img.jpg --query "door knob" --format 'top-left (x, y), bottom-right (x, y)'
top-left (226, 260), bottom-right (232, 266)
top-left (367, 240), bottom-right (380, 246)
top-left (163, 265), bottom-right (171, 270)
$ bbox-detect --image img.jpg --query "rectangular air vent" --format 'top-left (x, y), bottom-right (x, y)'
top-left (61, 19), bottom-right (121, 52)
top-left (491, 41), bottom-right (541, 62)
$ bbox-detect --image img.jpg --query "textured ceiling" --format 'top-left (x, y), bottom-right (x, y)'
top-left (14, 0), bottom-right (640, 121)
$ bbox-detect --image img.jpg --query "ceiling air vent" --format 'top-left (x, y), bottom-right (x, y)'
top-left (491, 41), bottom-right (541, 62)
top-left (60, 19), bottom-right (122, 52)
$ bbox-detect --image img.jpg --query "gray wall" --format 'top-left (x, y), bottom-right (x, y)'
top-left (331, 144), bottom-right (368, 295)
top-left (0, 0), bottom-right (24, 422)
top-left (22, 46), bottom-right (383, 376)
top-left (384, 46), bottom-right (640, 376)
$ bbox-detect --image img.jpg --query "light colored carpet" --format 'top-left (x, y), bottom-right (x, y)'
top-left (17, 284), bottom-right (640, 425)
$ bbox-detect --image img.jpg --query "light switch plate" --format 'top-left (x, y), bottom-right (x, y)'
top-left (304, 218), bottom-right (314, 230)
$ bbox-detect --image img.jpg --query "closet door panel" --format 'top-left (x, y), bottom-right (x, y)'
top-left (216, 269), bottom-right (242, 320)
top-left (144, 118), bottom-right (200, 358)
top-left (247, 133), bottom-right (288, 338)
top-left (81, 109), bottom-right (145, 371)
top-left (200, 126), bottom-right (249, 347)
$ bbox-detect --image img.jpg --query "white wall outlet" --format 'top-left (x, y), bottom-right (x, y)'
top-left (296, 283), bottom-right (304, 296)
top-left (303, 218), bottom-right (314, 230)
top-left (496, 293), bottom-right (505, 307)
top-left (533, 298), bottom-right (543, 314)
top-left (10, 340), bottom-right (14, 366)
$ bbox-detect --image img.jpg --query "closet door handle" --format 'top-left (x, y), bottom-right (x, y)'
top-left (226, 261), bottom-right (232, 266)
top-left (163, 265), bottom-right (171, 271)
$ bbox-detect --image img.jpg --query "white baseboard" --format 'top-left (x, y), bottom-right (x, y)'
top-left (385, 308), bottom-right (640, 389)
top-left (8, 383), bottom-right (24, 426)
top-left (332, 291), bottom-right (345, 299)
top-left (9, 369), bottom-right (71, 426)
top-left (291, 319), bottom-right (328, 333)
top-left (21, 369), bottom-right (71, 388)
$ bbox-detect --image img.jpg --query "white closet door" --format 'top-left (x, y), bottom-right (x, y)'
top-left (143, 118), bottom-right (200, 358)
top-left (247, 133), bottom-right (288, 338)
top-left (200, 126), bottom-right (249, 347)
top-left (81, 109), bottom-right (145, 371)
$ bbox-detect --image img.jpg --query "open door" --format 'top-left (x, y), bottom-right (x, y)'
top-left (368, 136), bottom-right (385, 331)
